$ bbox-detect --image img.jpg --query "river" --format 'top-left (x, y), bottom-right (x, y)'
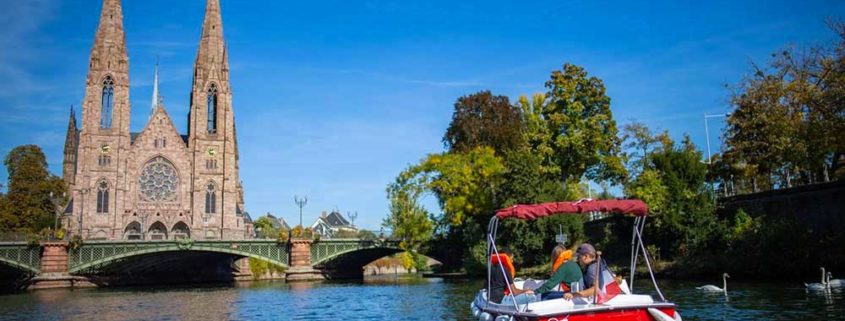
top-left (0, 276), bottom-right (842, 320)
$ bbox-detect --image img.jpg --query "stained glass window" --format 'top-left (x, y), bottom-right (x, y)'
top-left (205, 182), bottom-right (216, 214)
top-left (101, 76), bottom-right (114, 129)
top-left (139, 157), bottom-right (179, 202)
top-left (96, 180), bottom-right (109, 213)
top-left (207, 84), bottom-right (218, 134)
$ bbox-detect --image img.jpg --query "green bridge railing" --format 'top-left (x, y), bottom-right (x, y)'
top-left (310, 239), bottom-right (401, 265)
top-left (68, 240), bottom-right (289, 274)
top-left (0, 242), bottom-right (41, 274)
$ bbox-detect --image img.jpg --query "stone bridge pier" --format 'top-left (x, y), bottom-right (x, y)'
top-left (285, 239), bottom-right (322, 281)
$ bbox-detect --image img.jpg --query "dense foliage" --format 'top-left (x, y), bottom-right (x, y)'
top-left (715, 24), bottom-right (845, 193)
top-left (0, 145), bottom-right (66, 236)
top-left (386, 64), bottom-right (624, 274)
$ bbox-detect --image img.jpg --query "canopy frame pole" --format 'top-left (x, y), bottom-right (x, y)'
top-left (486, 216), bottom-right (522, 311)
top-left (486, 216), bottom-right (495, 308)
top-left (629, 216), bottom-right (641, 291)
top-left (633, 217), bottom-right (665, 301)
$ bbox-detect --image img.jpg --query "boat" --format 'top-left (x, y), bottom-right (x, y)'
top-left (470, 199), bottom-right (682, 321)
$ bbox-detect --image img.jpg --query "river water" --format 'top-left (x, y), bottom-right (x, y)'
top-left (0, 276), bottom-right (842, 320)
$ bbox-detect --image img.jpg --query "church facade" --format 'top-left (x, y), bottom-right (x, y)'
top-left (62, 0), bottom-right (252, 240)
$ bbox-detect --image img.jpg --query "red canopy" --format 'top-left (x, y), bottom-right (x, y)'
top-left (494, 199), bottom-right (648, 220)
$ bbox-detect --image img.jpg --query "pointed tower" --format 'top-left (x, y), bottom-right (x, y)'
top-left (62, 106), bottom-right (79, 188)
top-left (71, 0), bottom-right (131, 238)
top-left (150, 62), bottom-right (160, 117)
top-left (188, 0), bottom-right (243, 239)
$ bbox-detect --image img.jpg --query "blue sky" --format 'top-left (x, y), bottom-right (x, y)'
top-left (0, 0), bottom-right (842, 230)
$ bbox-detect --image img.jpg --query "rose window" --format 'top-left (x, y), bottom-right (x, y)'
top-left (139, 157), bottom-right (178, 202)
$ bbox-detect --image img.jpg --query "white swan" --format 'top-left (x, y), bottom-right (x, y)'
top-left (827, 272), bottom-right (844, 288)
top-left (697, 273), bottom-right (729, 295)
top-left (805, 267), bottom-right (829, 291)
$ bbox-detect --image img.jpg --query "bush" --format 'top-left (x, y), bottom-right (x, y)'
top-left (463, 241), bottom-right (489, 276)
top-left (248, 257), bottom-right (286, 279)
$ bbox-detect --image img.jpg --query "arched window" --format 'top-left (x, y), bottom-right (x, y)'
top-left (148, 221), bottom-right (168, 240)
top-left (124, 221), bottom-right (141, 240)
top-left (172, 222), bottom-right (190, 239)
top-left (207, 84), bottom-right (218, 134)
top-left (96, 180), bottom-right (109, 214)
top-left (205, 182), bottom-right (216, 214)
top-left (101, 76), bottom-right (115, 129)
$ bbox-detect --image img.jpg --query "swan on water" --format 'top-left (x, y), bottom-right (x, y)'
top-left (827, 272), bottom-right (844, 288)
top-left (805, 267), bottom-right (829, 291)
top-left (697, 273), bottom-right (729, 295)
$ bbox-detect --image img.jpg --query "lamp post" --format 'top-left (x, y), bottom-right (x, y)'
top-left (49, 191), bottom-right (66, 239)
top-left (348, 211), bottom-right (358, 228)
top-left (704, 113), bottom-right (729, 164)
top-left (294, 195), bottom-right (308, 228)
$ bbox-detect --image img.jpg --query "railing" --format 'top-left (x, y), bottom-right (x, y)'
top-left (310, 239), bottom-right (400, 265)
top-left (68, 240), bottom-right (289, 274)
top-left (0, 242), bottom-right (41, 274)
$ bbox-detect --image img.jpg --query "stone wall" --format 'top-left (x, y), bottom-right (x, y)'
top-left (718, 180), bottom-right (845, 234)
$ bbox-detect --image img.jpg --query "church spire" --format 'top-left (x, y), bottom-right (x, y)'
top-left (81, 0), bottom-right (130, 135)
top-left (189, 0), bottom-right (230, 139)
top-left (195, 0), bottom-right (228, 72)
top-left (62, 105), bottom-right (79, 187)
top-left (151, 61), bottom-right (160, 116)
top-left (65, 105), bottom-right (77, 141)
top-left (90, 0), bottom-right (127, 73)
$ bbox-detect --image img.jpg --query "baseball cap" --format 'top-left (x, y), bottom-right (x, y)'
top-left (576, 243), bottom-right (596, 256)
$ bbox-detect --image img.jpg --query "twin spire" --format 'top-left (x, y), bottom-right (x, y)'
top-left (87, 0), bottom-right (225, 120)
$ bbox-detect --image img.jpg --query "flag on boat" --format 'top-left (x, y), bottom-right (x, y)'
top-left (596, 268), bottom-right (622, 304)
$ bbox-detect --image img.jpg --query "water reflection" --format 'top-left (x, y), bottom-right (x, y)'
top-left (0, 278), bottom-right (842, 321)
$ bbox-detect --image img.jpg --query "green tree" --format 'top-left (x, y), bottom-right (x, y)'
top-left (517, 93), bottom-right (558, 178)
top-left (357, 229), bottom-right (377, 240)
top-left (390, 146), bottom-right (506, 271)
top-left (544, 63), bottom-right (626, 184)
top-left (1, 145), bottom-right (66, 233)
top-left (725, 70), bottom-right (804, 191)
top-left (443, 91), bottom-right (525, 153)
top-left (252, 215), bottom-right (278, 239)
top-left (721, 24), bottom-right (845, 190)
top-left (394, 146), bottom-right (506, 228)
top-left (637, 136), bottom-right (715, 257)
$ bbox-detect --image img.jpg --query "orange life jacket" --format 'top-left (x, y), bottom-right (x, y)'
top-left (491, 253), bottom-right (516, 295)
top-left (551, 250), bottom-right (573, 292)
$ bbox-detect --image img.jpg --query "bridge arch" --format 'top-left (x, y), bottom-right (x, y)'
top-left (308, 239), bottom-right (405, 278)
top-left (68, 240), bottom-right (288, 275)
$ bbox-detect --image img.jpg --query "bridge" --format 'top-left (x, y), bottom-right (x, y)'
top-left (0, 238), bottom-right (402, 288)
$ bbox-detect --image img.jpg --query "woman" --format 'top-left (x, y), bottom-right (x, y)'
top-left (533, 245), bottom-right (583, 300)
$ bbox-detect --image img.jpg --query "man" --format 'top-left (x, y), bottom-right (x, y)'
top-left (489, 247), bottom-right (534, 304)
top-left (532, 245), bottom-right (583, 300)
top-left (564, 243), bottom-right (621, 302)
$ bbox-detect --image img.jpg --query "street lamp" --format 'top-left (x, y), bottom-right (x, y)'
top-left (348, 211), bottom-right (358, 228)
top-left (49, 191), bottom-right (66, 239)
top-left (294, 195), bottom-right (308, 228)
top-left (704, 113), bottom-right (729, 164)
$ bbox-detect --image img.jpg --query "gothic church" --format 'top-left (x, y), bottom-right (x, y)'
top-left (62, 0), bottom-right (252, 240)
